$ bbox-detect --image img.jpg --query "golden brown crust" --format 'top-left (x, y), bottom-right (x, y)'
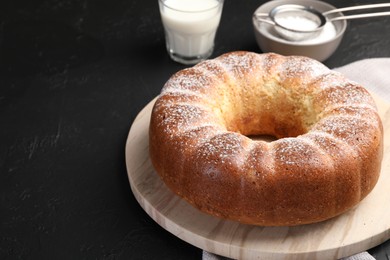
top-left (149, 51), bottom-right (384, 226)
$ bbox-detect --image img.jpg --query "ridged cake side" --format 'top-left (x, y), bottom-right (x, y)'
top-left (149, 51), bottom-right (383, 226)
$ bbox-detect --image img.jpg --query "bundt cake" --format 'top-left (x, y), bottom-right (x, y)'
top-left (149, 51), bottom-right (383, 226)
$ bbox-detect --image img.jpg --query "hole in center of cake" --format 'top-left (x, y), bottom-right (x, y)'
top-left (247, 134), bottom-right (278, 142)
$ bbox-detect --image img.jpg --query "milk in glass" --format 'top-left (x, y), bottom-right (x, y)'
top-left (159, 0), bottom-right (223, 64)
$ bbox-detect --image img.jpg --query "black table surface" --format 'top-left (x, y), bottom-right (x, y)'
top-left (1, 0), bottom-right (390, 259)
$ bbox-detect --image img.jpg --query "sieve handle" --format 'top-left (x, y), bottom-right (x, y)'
top-left (329, 11), bottom-right (390, 22)
top-left (323, 3), bottom-right (390, 15)
top-left (324, 2), bottom-right (390, 22)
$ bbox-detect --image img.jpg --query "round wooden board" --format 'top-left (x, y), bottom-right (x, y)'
top-left (125, 95), bottom-right (390, 260)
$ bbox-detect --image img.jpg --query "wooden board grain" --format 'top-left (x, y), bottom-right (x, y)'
top-left (125, 95), bottom-right (390, 260)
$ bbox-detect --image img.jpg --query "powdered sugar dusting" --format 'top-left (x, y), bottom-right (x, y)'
top-left (322, 103), bottom-right (379, 120)
top-left (279, 56), bottom-right (329, 84)
top-left (312, 114), bottom-right (380, 150)
top-left (196, 58), bottom-right (228, 80)
top-left (197, 132), bottom-right (247, 166)
top-left (301, 130), bottom-right (358, 160)
top-left (318, 82), bottom-right (375, 107)
top-left (246, 142), bottom-right (275, 178)
top-left (173, 125), bottom-right (224, 154)
top-left (162, 67), bottom-right (216, 95)
top-left (155, 104), bottom-right (206, 135)
top-left (216, 52), bottom-right (259, 79)
top-left (272, 138), bottom-right (324, 167)
top-left (161, 87), bottom-right (205, 101)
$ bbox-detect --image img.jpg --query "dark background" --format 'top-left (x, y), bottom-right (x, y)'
top-left (1, 0), bottom-right (389, 259)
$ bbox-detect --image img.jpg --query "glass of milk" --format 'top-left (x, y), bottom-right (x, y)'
top-left (158, 0), bottom-right (224, 65)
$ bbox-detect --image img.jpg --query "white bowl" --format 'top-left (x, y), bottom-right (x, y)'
top-left (252, 0), bottom-right (347, 61)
